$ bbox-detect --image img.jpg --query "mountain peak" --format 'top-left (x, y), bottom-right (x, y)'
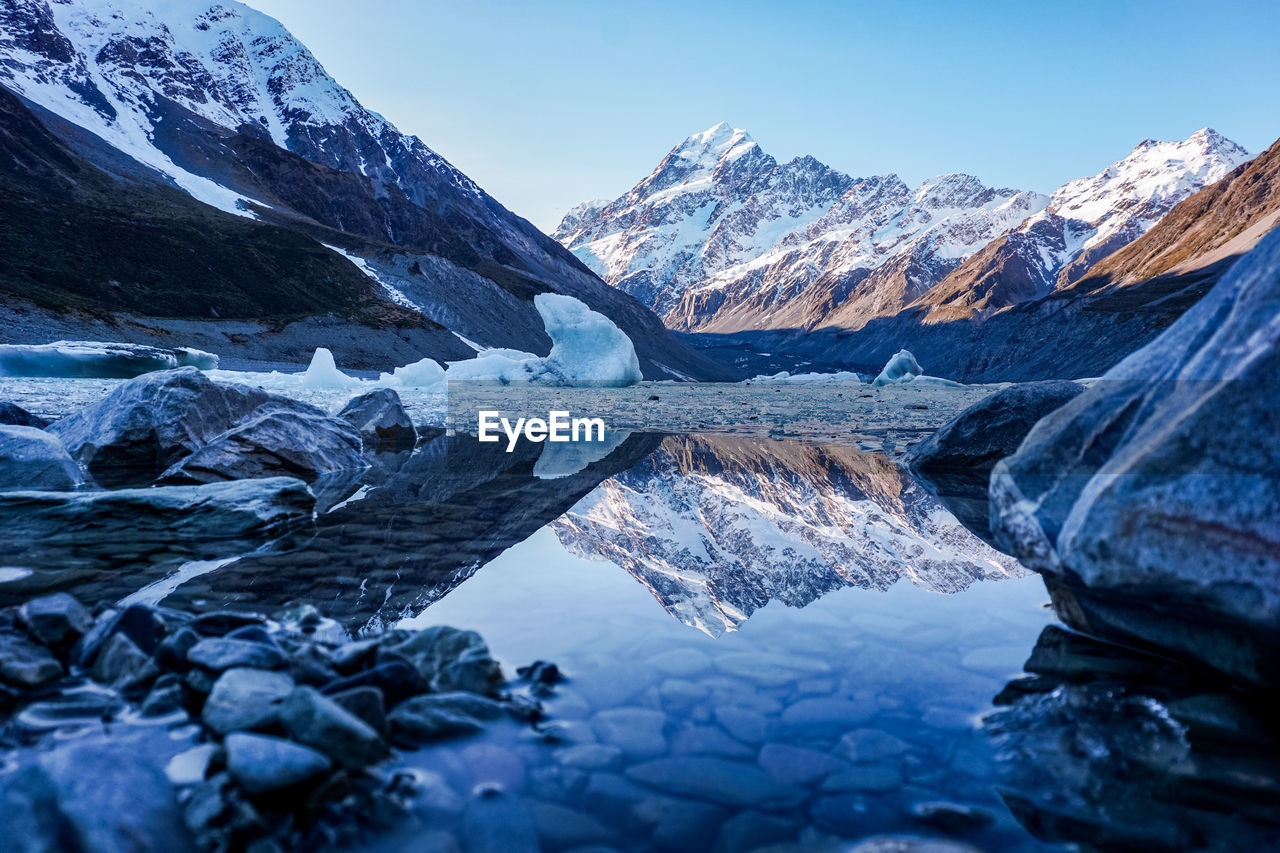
top-left (672, 122), bottom-right (756, 164)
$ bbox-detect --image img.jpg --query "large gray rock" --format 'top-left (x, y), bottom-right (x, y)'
top-left (48, 367), bottom-right (322, 487)
top-left (990, 227), bottom-right (1280, 687)
top-left (0, 426), bottom-right (85, 491)
top-left (904, 380), bottom-right (1083, 543)
top-left (0, 737), bottom-right (194, 853)
top-left (379, 625), bottom-right (503, 695)
top-left (0, 632), bottom-right (63, 686)
top-left (338, 388), bottom-right (417, 451)
top-left (158, 410), bottom-right (367, 485)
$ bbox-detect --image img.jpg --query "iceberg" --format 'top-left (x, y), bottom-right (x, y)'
top-left (0, 341), bottom-right (218, 379)
top-left (869, 350), bottom-right (964, 387)
top-left (749, 370), bottom-right (863, 383)
top-left (302, 348), bottom-right (360, 390)
top-left (872, 350), bottom-right (923, 386)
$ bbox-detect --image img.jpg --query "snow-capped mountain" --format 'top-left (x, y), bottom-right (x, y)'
top-left (0, 0), bottom-right (724, 378)
top-left (919, 128), bottom-right (1251, 321)
top-left (555, 122), bottom-right (1048, 332)
top-left (551, 435), bottom-right (1022, 636)
top-left (556, 124), bottom-right (1249, 334)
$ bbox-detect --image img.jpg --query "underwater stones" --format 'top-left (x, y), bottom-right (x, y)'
top-left (337, 388), bottom-right (416, 451)
top-left (590, 707), bottom-right (668, 758)
top-left (224, 733), bottom-right (331, 795)
top-left (835, 729), bottom-right (914, 763)
top-left (529, 801), bottom-right (616, 849)
top-left (202, 668), bottom-right (295, 735)
top-left (714, 706), bottom-right (769, 744)
top-left (757, 743), bottom-right (848, 787)
top-left (778, 697), bottom-right (874, 735)
top-left (626, 756), bottom-right (802, 808)
top-left (0, 425), bottom-right (86, 491)
top-left (277, 686), bottom-right (389, 770)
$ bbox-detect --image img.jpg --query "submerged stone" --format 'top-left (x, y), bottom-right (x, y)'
top-left (625, 757), bottom-right (802, 808)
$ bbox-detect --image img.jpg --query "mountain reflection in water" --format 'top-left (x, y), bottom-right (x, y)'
top-left (554, 436), bottom-right (1023, 635)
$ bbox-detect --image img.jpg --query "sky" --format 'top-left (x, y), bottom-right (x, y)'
top-left (247, 0), bottom-right (1280, 232)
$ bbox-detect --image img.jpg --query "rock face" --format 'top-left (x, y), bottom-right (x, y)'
top-left (48, 368), bottom-right (319, 487)
top-left (990, 226), bottom-right (1280, 687)
top-left (0, 424), bottom-right (86, 491)
top-left (905, 381), bottom-right (1084, 542)
top-left (159, 410), bottom-right (368, 485)
top-left (337, 389), bottom-right (416, 452)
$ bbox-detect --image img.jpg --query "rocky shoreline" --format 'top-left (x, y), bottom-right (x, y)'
top-left (1, 591), bottom-right (560, 852)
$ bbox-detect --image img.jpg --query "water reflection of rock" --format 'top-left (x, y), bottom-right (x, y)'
top-left (156, 432), bottom-right (662, 630)
top-left (551, 435), bottom-right (1023, 635)
top-left (987, 626), bottom-right (1280, 851)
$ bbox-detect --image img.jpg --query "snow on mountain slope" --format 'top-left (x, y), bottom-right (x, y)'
top-left (557, 125), bottom-right (1249, 334)
top-left (555, 123), bottom-right (1048, 332)
top-left (0, 0), bottom-right (728, 378)
top-left (554, 122), bottom-right (858, 318)
top-left (551, 435), bottom-right (1021, 636)
top-left (916, 129), bottom-right (1250, 322)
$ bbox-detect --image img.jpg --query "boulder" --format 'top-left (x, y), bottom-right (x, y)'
top-left (904, 380), bottom-right (1084, 543)
top-left (203, 668), bottom-right (295, 735)
top-left (0, 402), bottom-right (48, 429)
top-left (187, 637), bottom-right (287, 672)
top-left (277, 686), bottom-right (389, 770)
top-left (48, 368), bottom-right (323, 487)
top-left (338, 388), bottom-right (417, 451)
top-left (224, 733), bottom-right (331, 795)
top-left (0, 631), bottom-right (63, 686)
top-left (0, 425), bottom-right (86, 491)
top-left (158, 410), bottom-right (367, 485)
top-left (990, 228), bottom-right (1280, 687)
top-left (379, 625), bottom-right (503, 695)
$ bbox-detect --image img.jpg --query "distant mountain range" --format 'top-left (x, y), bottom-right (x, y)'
top-left (0, 0), bottom-right (725, 378)
top-left (556, 123), bottom-right (1250, 336)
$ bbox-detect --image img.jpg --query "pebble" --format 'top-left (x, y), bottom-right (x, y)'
top-left (820, 763), bottom-right (905, 794)
top-left (714, 706), bottom-right (769, 744)
top-left (646, 648), bottom-right (714, 677)
top-left (18, 593), bottom-right (91, 647)
top-left (0, 633), bottom-right (63, 686)
top-left (778, 697), bottom-right (874, 734)
top-left (670, 724), bottom-right (756, 759)
top-left (530, 801), bottom-right (616, 849)
top-left (835, 729), bottom-right (914, 763)
top-left (556, 744), bottom-right (624, 771)
top-left (224, 732), bottom-right (331, 794)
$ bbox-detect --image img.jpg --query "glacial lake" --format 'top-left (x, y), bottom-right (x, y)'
top-left (3, 429), bottom-right (1271, 851)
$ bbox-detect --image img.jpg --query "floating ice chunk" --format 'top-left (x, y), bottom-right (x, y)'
top-left (0, 341), bottom-right (219, 379)
top-left (749, 370), bottom-right (863, 383)
top-left (908, 374), bottom-right (965, 388)
top-left (302, 348), bottom-right (359, 390)
top-left (533, 293), bottom-right (643, 387)
top-left (445, 348), bottom-right (541, 383)
top-left (377, 357), bottom-right (446, 388)
top-left (872, 350), bottom-right (924, 386)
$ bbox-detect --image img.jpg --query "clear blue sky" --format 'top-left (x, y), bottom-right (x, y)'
top-left (248, 0), bottom-right (1279, 231)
